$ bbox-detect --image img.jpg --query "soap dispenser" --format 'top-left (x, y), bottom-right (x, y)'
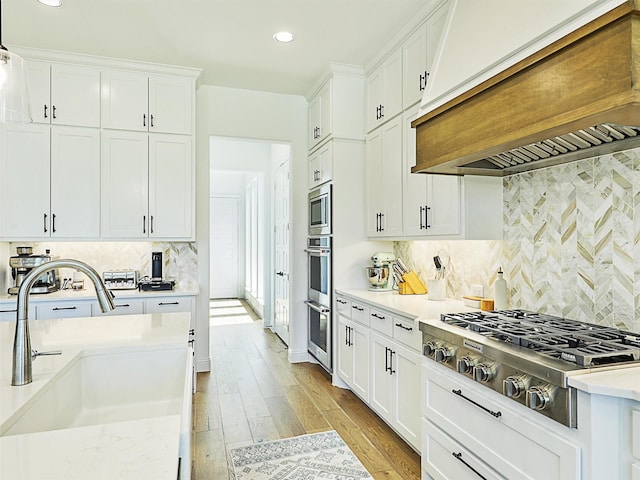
top-left (494, 266), bottom-right (507, 310)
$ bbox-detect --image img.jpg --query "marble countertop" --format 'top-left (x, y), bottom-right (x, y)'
top-left (0, 287), bottom-right (199, 304)
top-left (336, 289), bottom-right (640, 403)
top-left (0, 313), bottom-right (191, 479)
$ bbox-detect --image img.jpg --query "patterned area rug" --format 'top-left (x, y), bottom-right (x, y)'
top-left (228, 430), bottom-right (373, 479)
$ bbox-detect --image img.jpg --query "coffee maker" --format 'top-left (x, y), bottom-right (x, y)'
top-left (138, 251), bottom-right (175, 291)
top-left (365, 252), bottom-right (395, 291)
top-left (8, 246), bottom-right (59, 295)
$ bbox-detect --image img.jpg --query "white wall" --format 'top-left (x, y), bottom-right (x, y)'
top-left (196, 85), bottom-right (308, 364)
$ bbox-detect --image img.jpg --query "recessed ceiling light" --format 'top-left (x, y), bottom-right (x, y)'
top-left (273, 31), bottom-right (294, 43)
top-left (37, 0), bottom-right (63, 6)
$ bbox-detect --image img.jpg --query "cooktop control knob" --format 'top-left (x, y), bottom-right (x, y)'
top-left (434, 346), bottom-right (452, 364)
top-left (423, 341), bottom-right (438, 358)
top-left (456, 356), bottom-right (475, 374)
top-left (503, 376), bottom-right (525, 398)
top-left (473, 363), bottom-right (494, 383)
top-left (526, 386), bottom-right (551, 411)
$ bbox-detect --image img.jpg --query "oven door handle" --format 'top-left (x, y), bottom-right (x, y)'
top-left (304, 248), bottom-right (330, 255)
top-left (305, 300), bottom-right (331, 314)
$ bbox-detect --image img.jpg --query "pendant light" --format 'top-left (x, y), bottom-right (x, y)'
top-left (0, 0), bottom-right (31, 123)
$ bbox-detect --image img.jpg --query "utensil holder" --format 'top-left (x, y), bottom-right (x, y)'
top-left (428, 279), bottom-right (446, 301)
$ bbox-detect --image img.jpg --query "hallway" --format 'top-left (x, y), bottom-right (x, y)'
top-left (192, 299), bottom-right (421, 479)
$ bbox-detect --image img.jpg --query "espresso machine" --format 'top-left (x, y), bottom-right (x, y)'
top-left (365, 252), bottom-right (395, 291)
top-left (8, 247), bottom-right (59, 295)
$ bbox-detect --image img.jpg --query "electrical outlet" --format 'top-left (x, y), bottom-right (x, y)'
top-left (471, 284), bottom-right (484, 297)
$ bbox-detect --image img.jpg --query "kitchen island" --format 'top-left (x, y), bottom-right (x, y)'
top-left (0, 312), bottom-right (192, 480)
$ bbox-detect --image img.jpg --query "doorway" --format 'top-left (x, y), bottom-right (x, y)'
top-left (209, 137), bottom-right (291, 343)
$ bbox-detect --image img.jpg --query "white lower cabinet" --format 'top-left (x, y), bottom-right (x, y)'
top-left (337, 315), bottom-right (370, 401)
top-left (336, 293), bottom-right (421, 452)
top-left (92, 298), bottom-right (145, 316)
top-left (422, 362), bottom-right (580, 480)
top-left (371, 330), bottom-right (421, 450)
top-left (36, 300), bottom-right (93, 320)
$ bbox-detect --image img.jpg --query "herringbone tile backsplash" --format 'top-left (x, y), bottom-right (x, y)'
top-left (397, 146), bottom-right (640, 332)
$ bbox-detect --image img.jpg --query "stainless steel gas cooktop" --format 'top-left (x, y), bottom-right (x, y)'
top-left (420, 309), bottom-right (640, 428)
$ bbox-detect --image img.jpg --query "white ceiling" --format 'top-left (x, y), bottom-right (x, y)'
top-left (4, 0), bottom-right (428, 96)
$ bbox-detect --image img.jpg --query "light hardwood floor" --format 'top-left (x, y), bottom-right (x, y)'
top-left (193, 299), bottom-right (421, 479)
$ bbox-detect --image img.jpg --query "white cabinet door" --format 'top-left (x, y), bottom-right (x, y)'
top-left (101, 130), bottom-right (149, 238)
top-left (101, 70), bottom-right (149, 132)
top-left (366, 49), bottom-right (403, 132)
top-left (337, 316), bottom-right (354, 386)
top-left (50, 127), bottom-right (101, 238)
top-left (145, 296), bottom-right (194, 314)
top-left (26, 60), bottom-right (51, 124)
top-left (92, 298), bottom-right (144, 316)
top-left (36, 300), bottom-right (92, 320)
top-left (27, 61), bottom-right (100, 127)
top-left (149, 134), bottom-right (193, 239)
top-left (148, 75), bottom-right (193, 135)
top-left (370, 331), bottom-right (394, 423)
top-left (365, 117), bottom-right (403, 237)
top-left (308, 92), bottom-right (322, 147)
top-left (308, 141), bottom-right (332, 189)
top-left (0, 124), bottom-right (50, 238)
top-left (351, 321), bottom-right (370, 402)
top-left (403, 22), bottom-right (428, 110)
top-left (393, 342), bottom-right (421, 449)
top-left (425, 174), bottom-right (461, 236)
top-left (50, 64), bottom-right (101, 127)
top-left (102, 71), bottom-right (193, 135)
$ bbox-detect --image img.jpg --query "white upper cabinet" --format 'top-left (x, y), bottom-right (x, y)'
top-left (26, 60), bottom-right (101, 127)
top-left (308, 79), bottom-right (331, 149)
top-left (366, 48), bottom-right (403, 132)
top-left (402, 1), bottom-right (449, 110)
top-left (0, 124), bottom-right (100, 239)
top-left (102, 70), bottom-right (193, 135)
top-left (308, 141), bottom-right (332, 189)
top-left (365, 116), bottom-right (403, 237)
top-left (402, 107), bottom-right (461, 237)
top-left (101, 130), bottom-right (193, 240)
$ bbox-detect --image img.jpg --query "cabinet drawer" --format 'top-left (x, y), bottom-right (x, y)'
top-left (335, 296), bottom-right (351, 318)
top-left (422, 418), bottom-right (504, 480)
top-left (350, 302), bottom-right (369, 326)
top-left (36, 301), bottom-right (92, 320)
top-left (633, 409), bottom-right (640, 460)
top-left (93, 298), bottom-right (144, 316)
top-left (392, 317), bottom-right (421, 351)
top-left (422, 363), bottom-right (580, 480)
top-left (145, 297), bottom-right (193, 314)
top-left (369, 308), bottom-right (393, 337)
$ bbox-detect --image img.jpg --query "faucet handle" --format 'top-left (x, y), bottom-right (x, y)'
top-left (32, 349), bottom-right (62, 360)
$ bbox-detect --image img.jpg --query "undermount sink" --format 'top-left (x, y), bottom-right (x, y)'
top-left (1, 347), bottom-right (188, 436)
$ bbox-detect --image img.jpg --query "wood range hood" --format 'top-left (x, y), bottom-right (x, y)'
top-left (411, 0), bottom-right (640, 177)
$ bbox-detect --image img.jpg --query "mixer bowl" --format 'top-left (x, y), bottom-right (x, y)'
top-left (366, 266), bottom-right (390, 289)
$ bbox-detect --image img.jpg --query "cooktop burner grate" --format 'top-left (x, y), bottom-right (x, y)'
top-left (441, 309), bottom-right (640, 367)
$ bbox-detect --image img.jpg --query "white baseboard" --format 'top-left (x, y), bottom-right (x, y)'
top-left (332, 374), bottom-right (349, 389)
top-left (288, 348), bottom-right (310, 363)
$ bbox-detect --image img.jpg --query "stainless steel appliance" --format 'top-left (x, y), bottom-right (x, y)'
top-left (8, 247), bottom-right (59, 295)
top-left (421, 309), bottom-right (640, 427)
top-left (308, 183), bottom-right (331, 236)
top-left (365, 252), bottom-right (395, 291)
top-left (305, 236), bottom-right (331, 372)
top-left (102, 270), bottom-right (139, 290)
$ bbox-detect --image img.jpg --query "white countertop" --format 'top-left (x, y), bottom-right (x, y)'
top-left (336, 289), bottom-right (640, 402)
top-left (0, 287), bottom-right (199, 305)
top-left (0, 313), bottom-right (191, 479)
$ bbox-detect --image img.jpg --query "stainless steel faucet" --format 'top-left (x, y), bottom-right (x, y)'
top-left (12, 259), bottom-right (115, 386)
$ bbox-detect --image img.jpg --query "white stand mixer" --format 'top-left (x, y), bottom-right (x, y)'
top-left (366, 252), bottom-right (395, 291)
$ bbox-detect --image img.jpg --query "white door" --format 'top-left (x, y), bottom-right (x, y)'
top-left (273, 157), bottom-right (290, 343)
top-left (210, 196), bottom-right (239, 299)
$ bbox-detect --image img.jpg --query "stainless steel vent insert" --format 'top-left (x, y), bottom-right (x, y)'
top-left (479, 124), bottom-right (640, 170)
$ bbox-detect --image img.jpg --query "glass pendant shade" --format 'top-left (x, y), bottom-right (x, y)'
top-left (0, 48), bottom-right (32, 123)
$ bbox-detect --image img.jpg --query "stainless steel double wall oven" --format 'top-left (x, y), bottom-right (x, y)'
top-left (306, 184), bottom-right (332, 372)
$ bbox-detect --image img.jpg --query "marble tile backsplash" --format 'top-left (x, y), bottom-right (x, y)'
top-left (5, 242), bottom-right (198, 291)
top-left (396, 145), bottom-right (640, 333)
